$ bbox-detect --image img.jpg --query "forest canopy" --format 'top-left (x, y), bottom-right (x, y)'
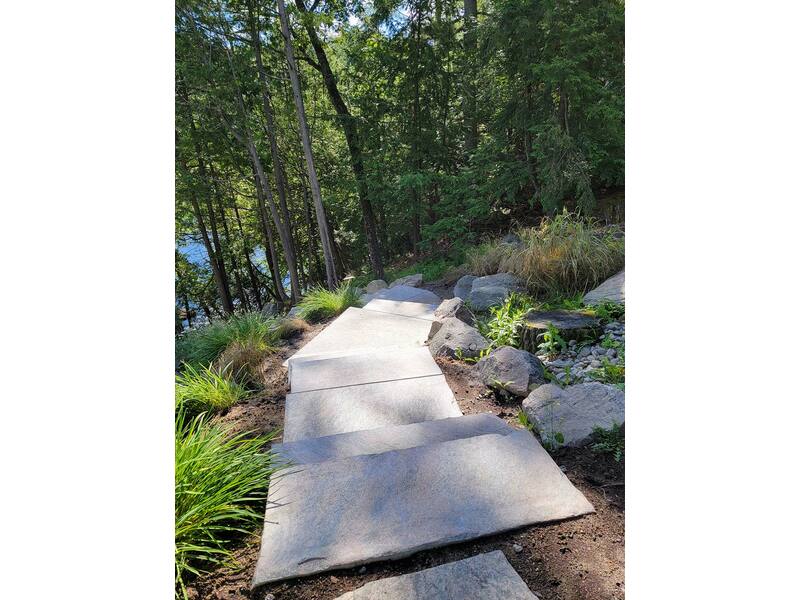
top-left (176, 0), bottom-right (624, 320)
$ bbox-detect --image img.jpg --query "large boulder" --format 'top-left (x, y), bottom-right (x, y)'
top-left (390, 273), bottom-right (423, 288)
top-left (453, 274), bottom-right (477, 300)
top-left (287, 305), bottom-right (303, 319)
top-left (361, 285), bottom-right (441, 305)
top-left (428, 317), bottom-right (489, 359)
top-left (522, 382), bottom-right (624, 447)
top-left (467, 273), bottom-right (525, 311)
top-left (434, 297), bottom-right (475, 325)
top-left (261, 302), bottom-right (278, 317)
top-left (365, 279), bottom-right (388, 294)
top-left (476, 346), bottom-right (545, 397)
top-left (583, 270), bottom-right (625, 305)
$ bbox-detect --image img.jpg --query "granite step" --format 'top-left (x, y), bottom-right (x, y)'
top-left (333, 550), bottom-right (539, 599)
top-left (362, 298), bottom-right (438, 321)
top-left (289, 346), bottom-right (442, 394)
top-left (274, 414), bottom-right (511, 465)
top-left (251, 429), bottom-right (594, 587)
top-left (282, 374), bottom-right (461, 443)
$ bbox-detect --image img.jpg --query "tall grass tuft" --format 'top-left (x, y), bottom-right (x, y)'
top-left (175, 409), bottom-right (281, 597)
top-left (296, 282), bottom-right (361, 322)
top-left (176, 312), bottom-right (278, 368)
top-left (175, 363), bottom-right (251, 415)
top-left (467, 212), bottom-right (624, 298)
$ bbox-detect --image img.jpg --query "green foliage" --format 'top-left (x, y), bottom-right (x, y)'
top-left (538, 323), bottom-right (568, 356)
top-left (591, 422), bottom-right (624, 462)
top-left (296, 282), bottom-right (361, 322)
top-left (175, 363), bottom-right (251, 415)
top-left (587, 301), bottom-right (625, 322)
top-left (454, 346), bottom-right (491, 364)
top-left (588, 357), bottom-right (625, 384)
top-left (477, 293), bottom-right (534, 349)
top-left (467, 213), bottom-right (624, 297)
top-left (176, 312), bottom-right (277, 368)
top-left (174, 410), bottom-right (281, 597)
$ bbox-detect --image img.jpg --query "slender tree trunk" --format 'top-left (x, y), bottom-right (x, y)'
top-left (183, 294), bottom-right (193, 328)
top-left (252, 168), bottom-right (289, 304)
top-left (278, 0), bottom-right (337, 288)
top-left (210, 164), bottom-right (249, 311)
top-left (248, 0), bottom-right (296, 258)
top-left (463, 0), bottom-right (478, 153)
top-left (179, 154), bottom-right (235, 315)
top-left (233, 201), bottom-right (264, 310)
top-left (294, 0), bottom-right (383, 278)
top-left (302, 187), bottom-right (323, 284)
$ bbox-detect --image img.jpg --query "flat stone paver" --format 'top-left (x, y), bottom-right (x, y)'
top-left (361, 285), bottom-right (442, 305)
top-left (362, 298), bottom-right (437, 321)
top-left (251, 430), bottom-right (593, 587)
top-left (282, 374), bottom-right (461, 442)
top-left (287, 307), bottom-right (432, 365)
top-left (334, 550), bottom-right (538, 599)
top-left (274, 414), bottom-right (511, 465)
top-left (289, 346), bottom-right (442, 393)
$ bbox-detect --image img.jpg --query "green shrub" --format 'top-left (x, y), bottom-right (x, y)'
top-left (175, 410), bottom-right (281, 597)
top-left (466, 212), bottom-right (624, 297)
top-left (175, 363), bottom-right (251, 414)
top-left (588, 357), bottom-right (625, 384)
top-left (176, 312), bottom-right (277, 367)
top-left (591, 422), bottom-right (624, 461)
top-left (296, 282), bottom-right (361, 322)
top-left (477, 293), bottom-right (533, 349)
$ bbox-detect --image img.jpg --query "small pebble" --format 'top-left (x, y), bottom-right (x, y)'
top-left (265, 595), bottom-right (275, 600)
top-left (330, 576), bottom-right (339, 583)
top-left (359, 566), bottom-right (366, 574)
top-left (513, 543), bottom-right (523, 553)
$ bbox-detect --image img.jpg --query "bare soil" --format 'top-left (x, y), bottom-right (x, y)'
top-left (187, 321), bottom-right (624, 600)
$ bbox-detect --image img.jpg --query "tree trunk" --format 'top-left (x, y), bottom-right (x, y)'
top-left (463, 0), bottom-right (478, 153)
top-left (294, 0), bottom-right (383, 279)
top-left (278, 0), bottom-right (337, 288)
top-left (252, 168), bottom-right (289, 304)
top-left (233, 201), bottom-right (264, 310)
top-left (210, 164), bottom-right (249, 311)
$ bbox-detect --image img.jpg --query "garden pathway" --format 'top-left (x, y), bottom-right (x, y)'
top-left (251, 291), bottom-right (593, 591)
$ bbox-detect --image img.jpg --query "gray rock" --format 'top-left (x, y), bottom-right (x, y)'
top-left (360, 285), bottom-right (441, 305)
top-left (287, 305), bottom-right (302, 319)
top-left (362, 298), bottom-right (437, 321)
top-left (390, 273), bottom-right (423, 288)
top-left (365, 279), bottom-right (388, 294)
top-left (282, 374), bottom-right (462, 442)
top-left (583, 270), bottom-right (625, 305)
top-left (477, 346), bottom-right (546, 397)
top-left (287, 307), bottom-right (432, 365)
top-left (290, 346), bottom-right (441, 393)
top-left (467, 273), bottom-right (525, 311)
top-left (453, 274), bottom-right (477, 300)
top-left (251, 430), bottom-right (593, 587)
top-left (501, 233), bottom-right (524, 247)
top-left (576, 346), bottom-right (593, 360)
top-left (434, 297), bottom-right (475, 325)
top-left (333, 551), bottom-right (538, 600)
top-left (522, 382), bottom-right (625, 447)
top-left (512, 543), bottom-right (524, 553)
top-left (428, 317), bottom-right (489, 359)
top-left (262, 303), bottom-right (278, 317)
top-left (275, 414), bottom-right (513, 465)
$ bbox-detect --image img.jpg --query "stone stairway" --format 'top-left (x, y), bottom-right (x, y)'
top-left (251, 294), bottom-right (594, 590)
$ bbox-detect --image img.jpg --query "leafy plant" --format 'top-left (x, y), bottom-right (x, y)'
top-left (296, 281), bottom-right (361, 322)
top-left (477, 292), bottom-right (535, 349)
top-left (466, 213), bottom-right (624, 298)
top-left (588, 357), bottom-right (625, 384)
top-left (175, 363), bottom-right (251, 415)
top-left (175, 410), bottom-right (281, 597)
top-left (454, 346), bottom-right (491, 364)
top-left (176, 312), bottom-right (278, 368)
top-left (537, 323), bottom-right (567, 356)
top-left (587, 301), bottom-right (625, 322)
top-left (591, 422), bottom-right (624, 461)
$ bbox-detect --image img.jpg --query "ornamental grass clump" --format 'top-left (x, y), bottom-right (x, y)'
top-left (175, 362), bottom-right (251, 415)
top-left (296, 281), bottom-right (361, 322)
top-left (176, 312), bottom-right (278, 368)
top-left (467, 212), bottom-right (624, 298)
top-left (175, 409), bottom-right (280, 597)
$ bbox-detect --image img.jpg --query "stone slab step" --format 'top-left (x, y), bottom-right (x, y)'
top-left (274, 414), bottom-right (511, 465)
top-left (285, 307), bottom-right (433, 366)
top-left (362, 298), bottom-right (438, 321)
top-left (289, 346), bottom-right (441, 394)
top-left (282, 374), bottom-right (461, 443)
top-left (251, 430), bottom-right (594, 587)
top-left (334, 551), bottom-right (538, 599)
top-left (361, 284), bottom-right (442, 305)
